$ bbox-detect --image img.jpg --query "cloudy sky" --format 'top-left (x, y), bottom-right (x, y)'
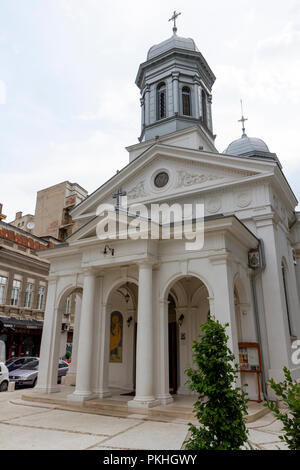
top-left (0, 0), bottom-right (300, 221)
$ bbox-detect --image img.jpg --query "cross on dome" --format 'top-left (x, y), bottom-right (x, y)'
top-left (238, 99), bottom-right (248, 137)
top-left (168, 10), bottom-right (181, 34)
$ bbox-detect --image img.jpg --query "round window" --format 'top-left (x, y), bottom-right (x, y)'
top-left (154, 171), bottom-right (169, 188)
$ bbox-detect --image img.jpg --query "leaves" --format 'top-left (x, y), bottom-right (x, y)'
top-left (185, 317), bottom-right (249, 450)
top-left (265, 366), bottom-right (300, 450)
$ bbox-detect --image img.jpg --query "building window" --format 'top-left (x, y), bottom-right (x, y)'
top-left (201, 89), bottom-right (207, 126)
top-left (281, 262), bottom-right (293, 336)
top-left (37, 286), bottom-right (46, 310)
top-left (182, 86), bottom-right (191, 116)
top-left (10, 280), bottom-right (22, 306)
top-left (24, 283), bottom-right (34, 308)
top-left (0, 276), bottom-right (8, 304)
top-left (65, 296), bottom-right (71, 314)
top-left (157, 82), bottom-right (166, 120)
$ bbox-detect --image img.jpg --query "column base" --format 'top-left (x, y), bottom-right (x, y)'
top-left (67, 391), bottom-right (98, 404)
top-left (94, 389), bottom-right (112, 398)
top-left (177, 385), bottom-right (192, 395)
top-left (62, 374), bottom-right (76, 386)
top-left (35, 385), bottom-right (61, 394)
top-left (128, 397), bottom-right (160, 409)
top-left (156, 394), bottom-right (174, 405)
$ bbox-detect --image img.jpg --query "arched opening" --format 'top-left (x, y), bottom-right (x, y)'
top-left (57, 286), bottom-right (83, 361)
top-left (106, 281), bottom-right (138, 394)
top-left (182, 86), bottom-right (191, 116)
top-left (164, 275), bottom-right (210, 395)
top-left (281, 259), bottom-right (293, 336)
top-left (168, 294), bottom-right (178, 394)
top-left (157, 82), bottom-right (166, 120)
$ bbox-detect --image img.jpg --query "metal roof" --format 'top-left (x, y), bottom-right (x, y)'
top-left (147, 33), bottom-right (199, 60)
top-left (224, 134), bottom-right (270, 156)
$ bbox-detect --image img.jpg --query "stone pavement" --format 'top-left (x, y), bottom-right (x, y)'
top-left (0, 389), bottom-right (287, 450)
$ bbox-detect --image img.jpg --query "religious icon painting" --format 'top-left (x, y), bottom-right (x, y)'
top-left (109, 311), bottom-right (123, 363)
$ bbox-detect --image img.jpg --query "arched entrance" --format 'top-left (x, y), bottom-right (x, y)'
top-left (106, 281), bottom-right (138, 393)
top-left (57, 286), bottom-right (83, 386)
top-left (168, 294), bottom-right (178, 394)
top-left (164, 275), bottom-right (210, 395)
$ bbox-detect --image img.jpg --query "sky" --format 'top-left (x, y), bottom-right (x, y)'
top-left (0, 0), bottom-right (300, 221)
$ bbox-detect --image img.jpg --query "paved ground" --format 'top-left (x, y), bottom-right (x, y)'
top-left (0, 389), bottom-right (287, 450)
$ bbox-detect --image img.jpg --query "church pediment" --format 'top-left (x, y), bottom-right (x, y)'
top-left (71, 143), bottom-right (275, 222)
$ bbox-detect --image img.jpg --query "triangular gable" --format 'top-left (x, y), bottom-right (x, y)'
top-left (71, 142), bottom-right (276, 221)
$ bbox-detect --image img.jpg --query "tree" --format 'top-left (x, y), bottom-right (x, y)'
top-left (265, 367), bottom-right (300, 450)
top-left (185, 317), bottom-right (249, 450)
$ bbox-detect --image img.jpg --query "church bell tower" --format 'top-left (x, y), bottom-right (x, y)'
top-left (135, 12), bottom-right (216, 144)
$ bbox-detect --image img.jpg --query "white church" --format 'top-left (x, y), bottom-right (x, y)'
top-left (36, 18), bottom-right (300, 408)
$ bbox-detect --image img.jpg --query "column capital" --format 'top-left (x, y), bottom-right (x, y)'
top-left (46, 274), bottom-right (59, 283)
top-left (172, 72), bottom-right (180, 81)
top-left (208, 253), bottom-right (232, 266)
top-left (82, 267), bottom-right (97, 276)
top-left (136, 260), bottom-right (155, 269)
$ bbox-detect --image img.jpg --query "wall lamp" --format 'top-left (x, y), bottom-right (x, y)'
top-left (103, 245), bottom-right (114, 256)
top-left (127, 316), bottom-right (133, 328)
top-left (178, 314), bottom-right (185, 327)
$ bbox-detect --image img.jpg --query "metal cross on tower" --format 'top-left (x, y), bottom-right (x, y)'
top-left (169, 10), bottom-right (181, 34)
top-left (113, 187), bottom-right (127, 212)
top-left (238, 99), bottom-right (248, 136)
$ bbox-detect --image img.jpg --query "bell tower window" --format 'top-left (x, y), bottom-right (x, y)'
top-left (157, 82), bottom-right (166, 120)
top-left (201, 89), bottom-right (207, 126)
top-left (182, 86), bottom-right (191, 116)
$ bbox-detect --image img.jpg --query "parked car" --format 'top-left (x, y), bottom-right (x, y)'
top-left (0, 362), bottom-right (9, 392)
top-left (5, 356), bottom-right (39, 372)
top-left (9, 359), bottom-right (69, 388)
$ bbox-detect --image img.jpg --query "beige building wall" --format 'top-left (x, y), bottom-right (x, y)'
top-left (10, 213), bottom-right (35, 233)
top-left (33, 181), bottom-right (87, 240)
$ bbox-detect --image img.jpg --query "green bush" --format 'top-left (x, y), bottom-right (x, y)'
top-left (265, 366), bottom-right (300, 450)
top-left (65, 350), bottom-right (71, 360)
top-left (185, 317), bottom-right (249, 450)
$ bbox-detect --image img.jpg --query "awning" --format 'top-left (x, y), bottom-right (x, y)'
top-left (0, 316), bottom-right (43, 330)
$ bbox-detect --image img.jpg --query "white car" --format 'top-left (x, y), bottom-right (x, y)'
top-left (0, 362), bottom-right (9, 392)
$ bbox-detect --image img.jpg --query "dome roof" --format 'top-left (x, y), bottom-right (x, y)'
top-left (147, 33), bottom-right (199, 60)
top-left (224, 134), bottom-right (270, 156)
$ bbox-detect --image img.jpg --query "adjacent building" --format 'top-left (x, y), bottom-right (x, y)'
top-left (0, 216), bottom-right (53, 359)
top-left (1, 181), bottom-right (88, 360)
top-left (10, 181), bottom-right (88, 241)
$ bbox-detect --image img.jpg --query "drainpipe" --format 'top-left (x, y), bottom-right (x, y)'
top-left (250, 238), bottom-right (278, 403)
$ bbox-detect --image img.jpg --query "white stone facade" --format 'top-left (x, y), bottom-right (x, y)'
top-left (35, 31), bottom-right (300, 408)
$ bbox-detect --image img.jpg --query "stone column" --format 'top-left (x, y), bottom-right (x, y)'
top-left (36, 276), bottom-right (61, 393)
top-left (172, 72), bottom-right (179, 115)
top-left (193, 77), bottom-right (200, 119)
top-left (68, 269), bottom-right (96, 402)
top-left (209, 255), bottom-right (240, 370)
top-left (94, 297), bottom-right (112, 398)
top-left (129, 262), bottom-right (158, 408)
top-left (255, 217), bottom-right (294, 380)
top-left (64, 292), bottom-right (82, 386)
top-left (156, 299), bottom-right (173, 404)
top-left (140, 97), bottom-right (145, 133)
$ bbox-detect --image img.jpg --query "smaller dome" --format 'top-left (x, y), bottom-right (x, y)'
top-left (224, 134), bottom-right (270, 156)
top-left (147, 33), bottom-right (199, 60)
